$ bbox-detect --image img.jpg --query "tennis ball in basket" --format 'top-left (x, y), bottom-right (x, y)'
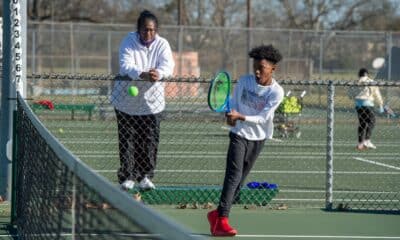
top-left (128, 86), bottom-right (139, 97)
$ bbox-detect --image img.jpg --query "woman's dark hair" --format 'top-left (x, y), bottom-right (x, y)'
top-left (249, 44), bottom-right (282, 64)
top-left (358, 68), bottom-right (369, 77)
top-left (137, 10), bottom-right (158, 31)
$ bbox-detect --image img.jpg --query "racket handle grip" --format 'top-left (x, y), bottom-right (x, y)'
top-left (226, 100), bottom-right (231, 113)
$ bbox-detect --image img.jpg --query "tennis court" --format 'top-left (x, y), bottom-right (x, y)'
top-left (39, 100), bottom-right (399, 208)
top-left (1, 211), bottom-right (400, 240)
top-left (161, 207), bottom-right (400, 239)
top-left (2, 2), bottom-right (400, 238)
top-left (26, 77), bottom-right (400, 210)
top-left (2, 206), bottom-right (400, 239)
top-left (3, 76), bottom-right (399, 239)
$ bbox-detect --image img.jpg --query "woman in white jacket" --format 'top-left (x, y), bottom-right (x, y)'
top-left (355, 68), bottom-right (384, 150)
top-left (111, 10), bottom-right (175, 190)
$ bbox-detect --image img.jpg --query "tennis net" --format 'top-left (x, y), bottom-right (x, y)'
top-left (13, 93), bottom-right (205, 239)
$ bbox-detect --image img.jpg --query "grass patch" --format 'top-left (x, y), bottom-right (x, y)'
top-left (0, 203), bottom-right (10, 218)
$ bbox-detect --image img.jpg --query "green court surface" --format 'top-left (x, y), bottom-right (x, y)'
top-left (40, 110), bottom-right (400, 210)
top-left (1, 206), bottom-right (399, 239)
top-left (156, 206), bottom-right (400, 239)
top-left (11, 102), bottom-right (398, 238)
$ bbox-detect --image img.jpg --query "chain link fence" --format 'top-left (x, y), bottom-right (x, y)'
top-left (28, 22), bottom-right (400, 81)
top-left (26, 73), bottom-right (400, 211)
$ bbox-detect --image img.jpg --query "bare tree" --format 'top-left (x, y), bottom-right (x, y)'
top-left (27, 0), bottom-right (400, 31)
top-left (28, 0), bottom-right (118, 22)
top-left (332, 0), bottom-right (400, 31)
top-left (277, 0), bottom-right (343, 30)
top-left (275, 0), bottom-right (399, 31)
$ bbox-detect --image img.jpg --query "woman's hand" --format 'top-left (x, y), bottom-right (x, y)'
top-left (139, 69), bottom-right (159, 81)
top-left (149, 69), bottom-right (160, 81)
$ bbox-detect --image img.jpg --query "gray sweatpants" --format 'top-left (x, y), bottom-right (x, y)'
top-left (217, 132), bottom-right (265, 217)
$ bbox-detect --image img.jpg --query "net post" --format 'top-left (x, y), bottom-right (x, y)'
top-left (71, 174), bottom-right (76, 240)
top-left (0, 0), bottom-right (14, 201)
top-left (325, 80), bottom-right (334, 210)
top-left (20, 0), bottom-right (27, 97)
top-left (0, 0), bottom-right (26, 201)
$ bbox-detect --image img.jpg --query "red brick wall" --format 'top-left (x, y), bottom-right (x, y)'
top-left (166, 52), bottom-right (200, 97)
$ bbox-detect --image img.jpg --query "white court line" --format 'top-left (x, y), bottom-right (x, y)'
top-left (234, 235), bottom-right (400, 239)
top-left (95, 169), bottom-right (400, 175)
top-left (0, 233), bottom-right (161, 238)
top-left (71, 150), bottom-right (400, 157)
top-left (59, 139), bottom-right (400, 147)
top-left (1, 234), bottom-right (399, 239)
top-left (268, 138), bottom-right (284, 142)
top-left (80, 154), bottom-right (325, 160)
top-left (352, 157), bottom-right (400, 171)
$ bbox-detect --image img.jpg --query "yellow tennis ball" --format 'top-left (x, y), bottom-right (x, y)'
top-left (128, 86), bottom-right (139, 97)
top-left (58, 128), bottom-right (64, 133)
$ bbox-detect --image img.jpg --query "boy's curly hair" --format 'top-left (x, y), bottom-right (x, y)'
top-left (249, 44), bottom-right (282, 64)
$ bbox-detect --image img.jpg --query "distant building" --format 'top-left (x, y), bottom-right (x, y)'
top-left (375, 46), bottom-right (400, 81)
top-left (165, 51), bottom-right (200, 98)
top-left (172, 51), bottom-right (200, 77)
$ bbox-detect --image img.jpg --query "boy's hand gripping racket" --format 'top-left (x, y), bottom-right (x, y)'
top-left (207, 71), bottom-right (231, 113)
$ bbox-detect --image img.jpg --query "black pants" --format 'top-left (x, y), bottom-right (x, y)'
top-left (115, 109), bottom-right (161, 184)
top-left (218, 132), bottom-right (265, 217)
top-left (356, 106), bottom-right (376, 143)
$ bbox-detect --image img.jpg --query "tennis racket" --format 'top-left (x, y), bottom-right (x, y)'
top-left (384, 105), bottom-right (397, 118)
top-left (207, 71), bottom-right (231, 113)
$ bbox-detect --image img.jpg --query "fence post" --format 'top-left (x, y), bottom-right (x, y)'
top-left (178, 25), bottom-right (183, 76)
top-left (386, 32), bottom-right (392, 81)
top-left (319, 33), bottom-right (323, 79)
top-left (325, 80), bottom-right (334, 210)
top-left (107, 31), bottom-right (111, 73)
top-left (70, 22), bottom-right (75, 73)
top-left (32, 30), bottom-right (36, 73)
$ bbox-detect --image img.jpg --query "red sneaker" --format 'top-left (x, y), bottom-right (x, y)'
top-left (213, 217), bottom-right (237, 236)
top-left (207, 209), bottom-right (218, 234)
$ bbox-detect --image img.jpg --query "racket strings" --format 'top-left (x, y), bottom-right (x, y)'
top-left (207, 72), bottom-right (231, 112)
